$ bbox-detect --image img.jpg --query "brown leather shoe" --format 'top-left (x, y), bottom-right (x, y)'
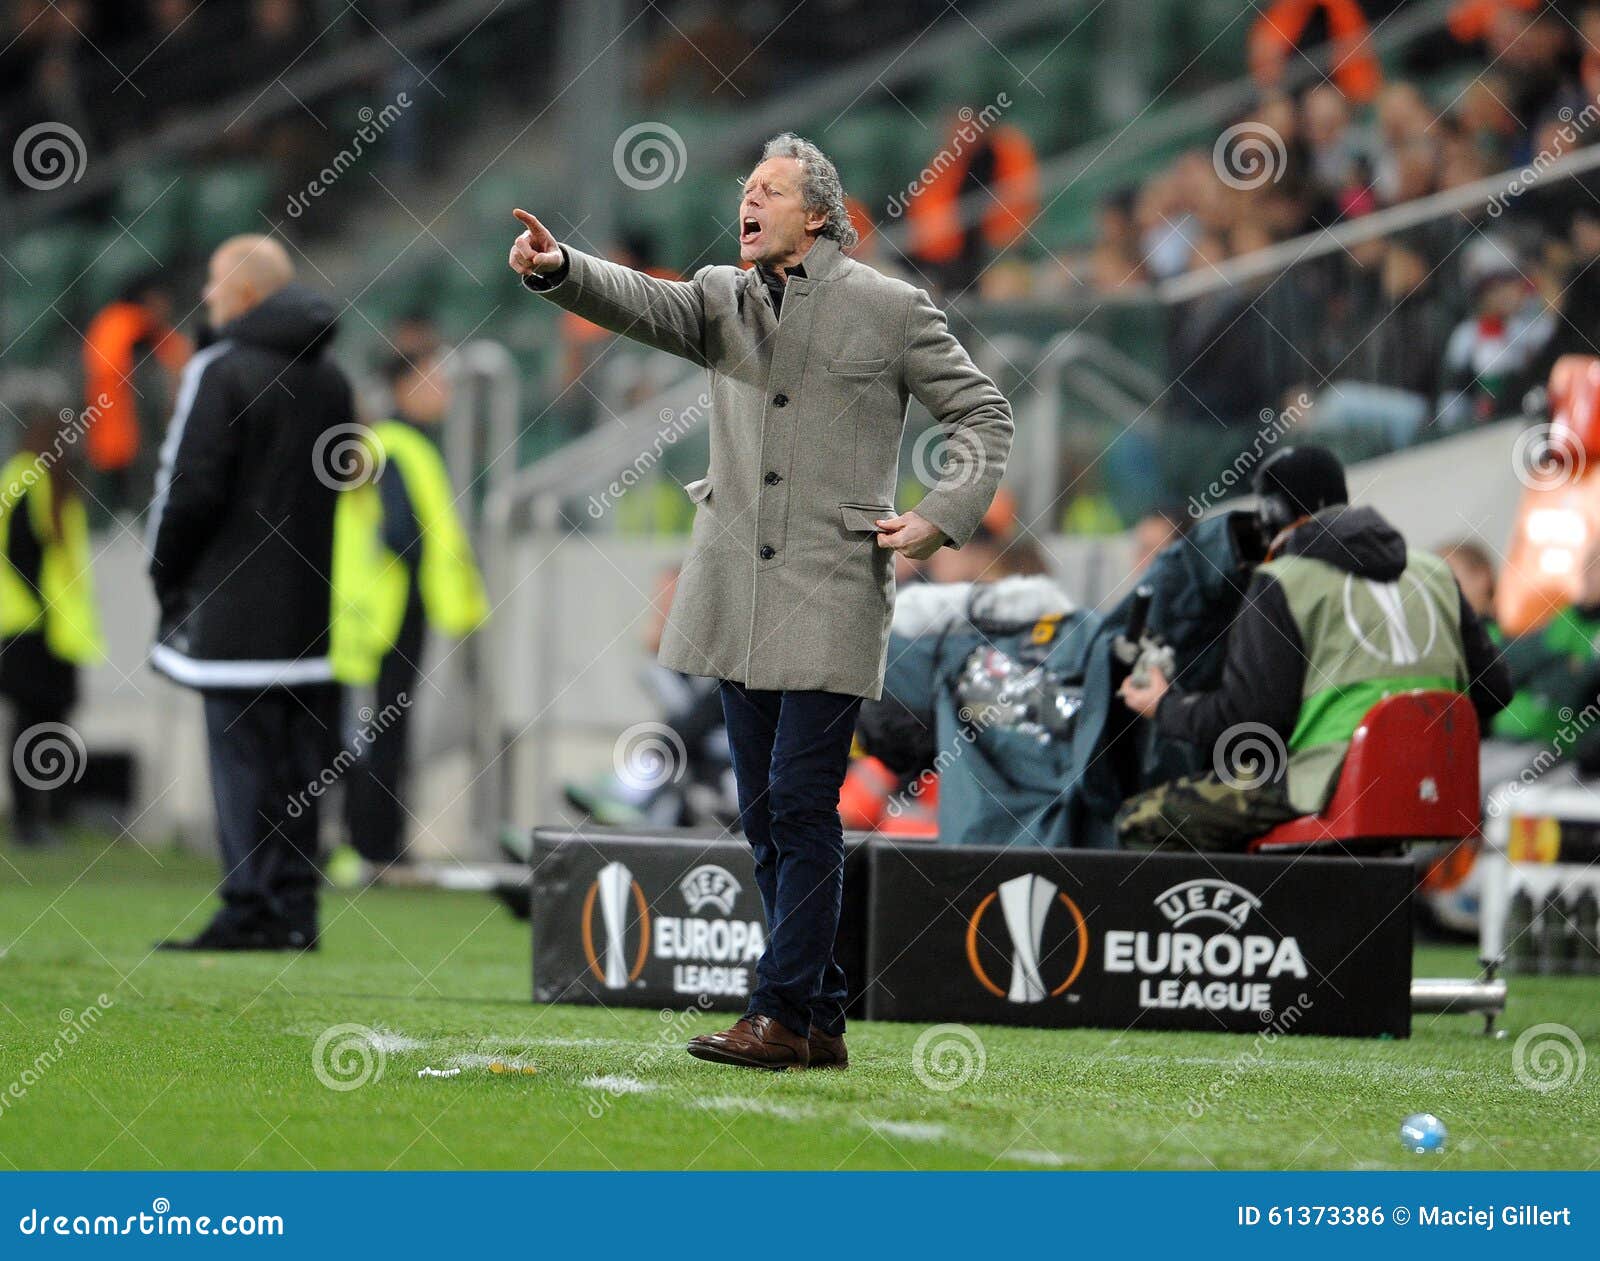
top-left (687, 1014), bottom-right (809, 1070)
top-left (807, 1026), bottom-right (848, 1069)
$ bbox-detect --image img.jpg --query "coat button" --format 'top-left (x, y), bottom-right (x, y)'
top-left (772, 393), bottom-right (789, 407)
top-left (759, 545), bottom-right (776, 560)
top-left (764, 471), bottom-right (781, 485)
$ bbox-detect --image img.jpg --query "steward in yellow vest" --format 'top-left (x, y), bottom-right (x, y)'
top-left (329, 351), bottom-right (487, 868)
top-left (330, 419), bottom-right (488, 685)
top-left (0, 416), bottom-right (104, 847)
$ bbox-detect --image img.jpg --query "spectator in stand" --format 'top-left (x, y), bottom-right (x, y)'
top-left (1371, 82), bottom-right (1436, 203)
top-left (1317, 236), bottom-right (1450, 447)
top-left (904, 112), bottom-right (1039, 293)
top-left (82, 275), bottom-right (192, 514)
top-left (1437, 241), bottom-right (1556, 429)
top-left (1134, 170), bottom-right (1196, 282)
top-left (1452, 74), bottom-right (1517, 171)
top-left (0, 1), bottom-right (96, 189)
top-left (1085, 188), bottom-right (1148, 292)
top-left (1527, 208), bottom-right (1600, 383)
top-left (1250, 0), bottom-right (1382, 104)
top-left (1302, 83), bottom-right (1362, 191)
top-left (1580, 2), bottom-right (1600, 102)
top-left (1479, 4), bottom-right (1574, 147)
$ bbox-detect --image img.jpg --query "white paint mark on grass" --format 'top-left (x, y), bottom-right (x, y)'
top-left (528, 1036), bottom-right (636, 1049)
top-left (866, 1119), bottom-right (948, 1142)
top-left (363, 1028), bottom-right (426, 1053)
top-left (692, 1095), bottom-right (813, 1122)
top-left (581, 1074), bottom-right (655, 1096)
top-left (1006, 1148), bottom-right (1069, 1166)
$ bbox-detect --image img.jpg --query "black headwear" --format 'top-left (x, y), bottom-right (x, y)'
top-left (1253, 445), bottom-right (1348, 540)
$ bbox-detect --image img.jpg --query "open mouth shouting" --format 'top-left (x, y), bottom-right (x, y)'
top-left (740, 215), bottom-right (763, 248)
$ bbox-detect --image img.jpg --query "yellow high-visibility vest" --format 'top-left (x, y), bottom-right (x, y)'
top-left (330, 422), bottom-right (488, 685)
top-left (0, 453), bottom-right (104, 664)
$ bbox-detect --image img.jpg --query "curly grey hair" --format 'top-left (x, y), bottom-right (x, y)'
top-left (760, 132), bottom-right (859, 250)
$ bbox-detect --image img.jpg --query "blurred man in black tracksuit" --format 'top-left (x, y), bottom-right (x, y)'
top-left (147, 234), bottom-right (351, 951)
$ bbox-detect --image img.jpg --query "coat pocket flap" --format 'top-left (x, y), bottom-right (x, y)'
top-left (827, 357), bottom-right (889, 376)
top-left (840, 503), bottom-right (894, 532)
top-left (683, 478), bottom-right (712, 503)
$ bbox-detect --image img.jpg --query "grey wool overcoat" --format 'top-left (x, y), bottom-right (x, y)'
top-left (524, 235), bottom-right (1013, 699)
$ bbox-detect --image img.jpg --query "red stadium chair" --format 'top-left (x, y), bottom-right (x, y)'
top-left (1248, 690), bottom-right (1480, 854)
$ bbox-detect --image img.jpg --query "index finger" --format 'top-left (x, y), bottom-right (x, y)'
top-left (512, 208), bottom-right (543, 233)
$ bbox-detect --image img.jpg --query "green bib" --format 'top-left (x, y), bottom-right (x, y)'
top-left (1259, 547), bottom-right (1467, 812)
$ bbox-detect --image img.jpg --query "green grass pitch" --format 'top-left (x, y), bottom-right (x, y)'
top-left (1, 838), bottom-right (1596, 1170)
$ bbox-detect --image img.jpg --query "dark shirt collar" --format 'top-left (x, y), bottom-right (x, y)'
top-left (756, 259), bottom-right (805, 292)
top-left (756, 259), bottom-right (804, 315)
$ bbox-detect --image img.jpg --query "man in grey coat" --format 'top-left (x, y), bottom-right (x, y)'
top-left (510, 133), bottom-right (1012, 1069)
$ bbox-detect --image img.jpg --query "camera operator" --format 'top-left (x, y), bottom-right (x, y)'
top-left (1115, 445), bottom-right (1510, 851)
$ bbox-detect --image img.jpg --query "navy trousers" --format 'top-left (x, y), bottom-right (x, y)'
top-left (203, 685), bottom-right (338, 936)
top-left (719, 681), bottom-right (862, 1039)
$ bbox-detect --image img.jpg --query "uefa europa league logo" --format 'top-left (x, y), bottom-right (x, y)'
top-left (597, 861), bottom-right (634, 990)
top-left (966, 872), bottom-right (1088, 1003)
top-left (996, 873), bottom-right (1056, 1003)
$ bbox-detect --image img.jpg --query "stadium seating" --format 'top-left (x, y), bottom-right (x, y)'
top-left (1248, 690), bottom-right (1482, 855)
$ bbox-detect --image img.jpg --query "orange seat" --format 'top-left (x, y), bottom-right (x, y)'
top-left (1249, 690), bottom-right (1480, 854)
